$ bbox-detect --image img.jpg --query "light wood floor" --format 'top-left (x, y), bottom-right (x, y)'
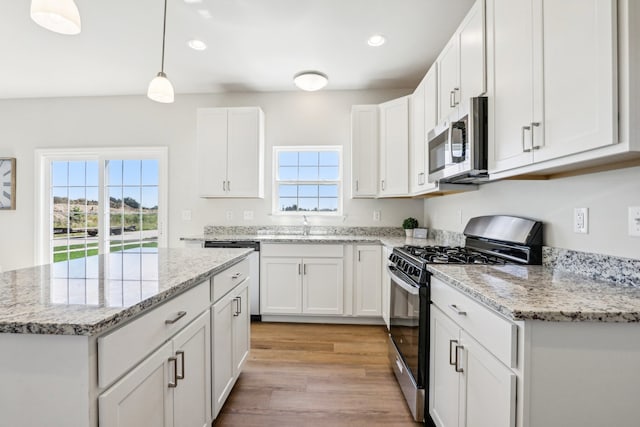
top-left (213, 322), bottom-right (421, 427)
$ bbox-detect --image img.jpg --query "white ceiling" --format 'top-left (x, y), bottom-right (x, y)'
top-left (0, 0), bottom-right (475, 99)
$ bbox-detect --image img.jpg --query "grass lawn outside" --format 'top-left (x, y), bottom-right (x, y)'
top-left (53, 241), bottom-right (158, 263)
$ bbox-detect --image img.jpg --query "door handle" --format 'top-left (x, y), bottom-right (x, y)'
top-left (450, 90), bottom-right (456, 108)
top-left (449, 339), bottom-right (458, 366)
top-left (448, 304), bottom-right (467, 316)
top-left (222, 180), bottom-right (226, 191)
top-left (355, 179), bottom-right (359, 191)
top-left (455, 344), bottom-right (464, 373)
top-left (531, 122), bottom-right (541, 150)
top-left (298, 263), bottom-right (302, 275)
top-left (176, 350), bottom-right (185, 380)
top-left (227, 180), bottom-right (231, 191)
top-left (453, 87), bottom-right (459, 106)
top-left (303, 264), bottom-right (307, 275)
top-left (168, 356), bottom-right (178, 388)
top-left (522, 125), bottom-right (532, 152)
top-left (233, 297), bottom-right (240, 316)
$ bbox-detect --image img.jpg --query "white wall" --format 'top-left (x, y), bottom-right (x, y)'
top-left (423, 165), bottom-right (640, 260)
top-left (0, 90), bottom-right (424, 271)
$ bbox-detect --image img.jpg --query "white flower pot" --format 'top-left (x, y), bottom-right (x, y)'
top-left (405, 229), bottom-right (413, 237)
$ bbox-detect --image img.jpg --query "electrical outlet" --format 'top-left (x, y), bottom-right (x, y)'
top-left (243, 210), bottom-right (254, 221)
top-left (225, 210), bottom-right (233, 221)
top-left (181, 210), bottom-right (192, 221)
top-left (373, 210), bottom-right (381, 221)
top-left (574, 208), bottom-right (589, 234)
top-left (629, 206), bottom-right (640, 237)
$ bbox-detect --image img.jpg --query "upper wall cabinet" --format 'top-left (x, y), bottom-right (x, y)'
top-left (437, 0), bottom-right (486, 123)
top-left (197, 107), bottom-right (265, 198)
top-left (488, 0), bottom-right (618, 175)
top-left (351, 105), bottom-right (379, 198)
top-left (379, 96), bottom-right (410, 197)
top-left (410, 66), bottom-right (438, 195)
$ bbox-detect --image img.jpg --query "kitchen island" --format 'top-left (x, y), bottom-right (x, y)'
top-left (427, 263), bottom-right (640, 427)
top-left (0, 247), bottom-right (252, 427)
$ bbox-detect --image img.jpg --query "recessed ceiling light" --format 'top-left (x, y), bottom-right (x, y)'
top-left (293, 71), bottom-right (329, 92)
top-left (187, 39), bottom-right (207, 51)
top-left (367, 34), bottom-right (386, 47)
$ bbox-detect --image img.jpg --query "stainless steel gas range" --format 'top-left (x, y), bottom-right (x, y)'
top-left (387, 215), bottom-right (543, 424)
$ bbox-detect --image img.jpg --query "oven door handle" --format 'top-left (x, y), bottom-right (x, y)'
top-left (387, 266), bottom-right (420, 296)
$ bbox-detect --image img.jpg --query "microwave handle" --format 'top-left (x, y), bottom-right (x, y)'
top-left (445, 122), bottom-right (454, 165)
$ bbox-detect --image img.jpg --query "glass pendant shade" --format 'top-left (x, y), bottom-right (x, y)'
top-left (294, 72), bottom-right (329, 91)
top-left (30, 0), bottom-right (81, 35)
top-left (147, 72), bottom-right (175, 103)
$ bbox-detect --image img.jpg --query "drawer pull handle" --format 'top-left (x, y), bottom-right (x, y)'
top-left (168, 356), bottom-right (178, 388)
top-left (449, 339), bottom-right (458, 366)
top-left (455, 344), bottom-right (464, 373)
top-left (176, 350), bottom-right (185, 380)
top-left (449, 304), bottom-right (467, 316)
top-left (231, 272), bottom-right (241, 279)
top-left (233, 297), bottom-right (241, 317)
top-left (165, 311), bottom-right (187, 325)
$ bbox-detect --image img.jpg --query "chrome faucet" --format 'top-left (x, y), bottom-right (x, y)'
top-left (303, 215), bottom-right (310, 236)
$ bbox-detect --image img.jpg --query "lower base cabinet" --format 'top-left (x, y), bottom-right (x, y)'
top-left (213, 278), bottom-right (250, 418)
top-left (99, 310), bottom-right (212, 427)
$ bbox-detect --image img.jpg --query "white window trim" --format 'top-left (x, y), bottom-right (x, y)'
top-left (271, 145), bottom-right (343, 216)
top-left (34, 147), bottom-right (169, 266)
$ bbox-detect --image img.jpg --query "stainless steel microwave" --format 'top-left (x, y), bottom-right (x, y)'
top-left (427, 96), bottom-right (488, 184)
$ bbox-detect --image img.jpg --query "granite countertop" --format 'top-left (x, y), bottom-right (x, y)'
top-left (0, 247), bottom-right (252, 336)
top-left (428, 264), bottom-right (640, 323)
top-left (181, 233), bottom-right (435, 248)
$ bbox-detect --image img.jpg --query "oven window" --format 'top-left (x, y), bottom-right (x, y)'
top-left (389, 278), bottom-right (422, 383)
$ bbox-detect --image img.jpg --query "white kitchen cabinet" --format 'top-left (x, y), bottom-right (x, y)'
top-left (100, 311), bottom-right (212, 427)
top-left (437, 0), bottom-right (486, 123)
top-left (411, 66), bottom-right (438, 195)
top-left (212, 278), bottom-right (250, 418)
top-left (351, 105), bottom-right (379, 198)
top-left (260, 244), bottom-right (344, 316)
top-left (354, 245), bottom-right (382, 316)
top-left (197, 107), bottom-right (265, 198)
top-left (429, 279), bottom-right (517, 427)
top-left (488, 0), bottom-right (617, 174)
top-left (379, 96), bottom-right (410, 197)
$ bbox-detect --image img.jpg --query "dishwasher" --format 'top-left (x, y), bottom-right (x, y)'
top-left (203, 240), bottom-right (261, 321)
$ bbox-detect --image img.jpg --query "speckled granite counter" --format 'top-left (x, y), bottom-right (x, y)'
top-left (428, 264), bottom-right (640, 323)
top-left (0, 247), bottom-right (252, 336)
top-left (181, 233), bottom-right (436, 248)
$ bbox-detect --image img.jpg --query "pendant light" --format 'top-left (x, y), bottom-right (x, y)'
top-left (147, 0), bottom-right (175, 103)
top-left (30, 0), bottom-right (82, 35)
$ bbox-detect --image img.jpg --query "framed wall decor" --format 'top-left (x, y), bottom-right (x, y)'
top-left (0, 158), bottom-right (16, 210)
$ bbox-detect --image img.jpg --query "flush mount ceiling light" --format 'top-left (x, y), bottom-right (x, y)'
top-left (187, 39), bottom-right (207, 51)
top-left (30, 0), bottom-right (82, 35)
top-left (148, 0), bottom-right (174, 103)
top-left (293, 71), bottom-right (329, 92)
top-left (367, 34), bottom-right (386, 47)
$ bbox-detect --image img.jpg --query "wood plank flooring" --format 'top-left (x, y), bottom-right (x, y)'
top-left (213, 322), bottom-right (421, 427)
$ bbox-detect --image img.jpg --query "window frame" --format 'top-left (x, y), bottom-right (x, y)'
top-left (34, 147), bottom-right (168, 266)
top-left (271, 146), bottom-right (343, 216)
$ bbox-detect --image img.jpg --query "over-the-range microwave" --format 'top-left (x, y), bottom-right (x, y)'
top-left (427, 96), bottom-right (488, 184)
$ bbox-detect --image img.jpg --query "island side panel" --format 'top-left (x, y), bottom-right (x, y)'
top-left (524, 320), bottom-right (640, 427)
top-left (0, 333), bottom-right (93, 427)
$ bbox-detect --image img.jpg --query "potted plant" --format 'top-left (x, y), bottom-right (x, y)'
top-left (402, 217), bottom-right (419, 237)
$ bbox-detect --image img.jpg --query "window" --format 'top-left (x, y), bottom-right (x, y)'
top-left (273, 146), bottom-right (342, 214)
top-left (35, 148), bottom-right (167, 266)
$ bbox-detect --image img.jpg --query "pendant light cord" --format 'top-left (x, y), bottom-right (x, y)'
top-left (160, 0), bottom-right (168, 73)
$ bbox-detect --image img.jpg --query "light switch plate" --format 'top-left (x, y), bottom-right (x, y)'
top-left (225, 211), bottom-right (233, 221)
top-left (629, 206), bottom-right (640, 237)
top-left (574, 207), bottom-right (588, 234)
top-left (181, 210), bottom-right (192, 221)
top-left (373, 210), bottom-right (381, 221)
